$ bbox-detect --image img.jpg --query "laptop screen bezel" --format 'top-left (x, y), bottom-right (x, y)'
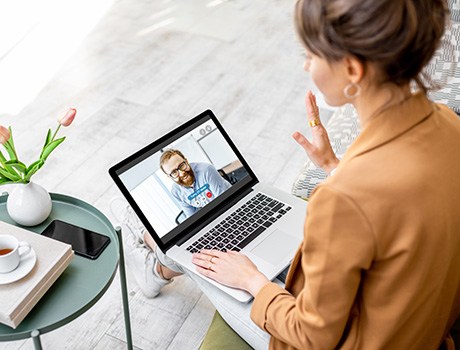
top-left (109, 109), bottom-right (259, 252)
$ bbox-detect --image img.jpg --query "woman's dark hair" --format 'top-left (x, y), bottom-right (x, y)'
top-left (295, 0), bottom-right (449, 93)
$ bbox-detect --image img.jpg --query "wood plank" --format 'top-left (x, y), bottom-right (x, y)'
top-left (94, 334), bottom-right (142, 350)
top-left (167, 294), bottom-right (215, 350)
top-left (105, 276), bottom-right (206, 349)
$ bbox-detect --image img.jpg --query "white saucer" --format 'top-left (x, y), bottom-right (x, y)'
top-left (0, 248), bottom-right (37, 285)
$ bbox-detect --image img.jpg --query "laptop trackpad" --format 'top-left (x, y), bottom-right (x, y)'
top-left (250, 229), bottom-right (298, 265)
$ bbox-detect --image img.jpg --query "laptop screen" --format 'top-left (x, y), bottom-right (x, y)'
top-left (109, 110), bottom-right (258, 252)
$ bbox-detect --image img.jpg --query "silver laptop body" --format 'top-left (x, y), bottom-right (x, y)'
top-left (109, 110), bottom-right (307, 302)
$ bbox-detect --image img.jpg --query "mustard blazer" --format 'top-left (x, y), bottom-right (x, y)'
top-left (251, 94), bottom-right (460, 350)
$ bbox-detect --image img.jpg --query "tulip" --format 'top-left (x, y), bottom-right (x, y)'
top-left (52, 108), bottom-right (77, 142)
top-left (58, 108), bottom-right (77, 127)
top-left (0, 125), bottom-right (10, 145)
top-left (0, 109), bottom-right (76, 184)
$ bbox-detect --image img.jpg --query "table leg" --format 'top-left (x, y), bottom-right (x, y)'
top-left (116, 226), bottom-right (133, 350)
top-left (31, 330), bottom-right (43, 350)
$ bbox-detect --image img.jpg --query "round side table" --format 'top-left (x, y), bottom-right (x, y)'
top-left (0, 193), bottom-right (133, 350)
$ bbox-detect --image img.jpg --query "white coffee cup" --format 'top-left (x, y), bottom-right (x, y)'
top-left (0, 234), bottom-right (32, 274)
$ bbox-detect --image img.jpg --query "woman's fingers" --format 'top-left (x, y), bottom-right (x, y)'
top-left (199, 249), bottom-right (226, 258)
top-left (191, 249), bottom-right (269, 294)
top-left (195, 265), bottom-right (218, 278)
top-left (305, 90), bottom-right (321, 127)
top-left (292, 91), bottom-right (340, 173)
top-left (292, 131), bottom-right (314, 154)
top-left (192, 249), bottom-right (236, 270)
top-left (312, 94), bottom-right (320, 117)
top-left (226, 250), bottom-right (241, 256)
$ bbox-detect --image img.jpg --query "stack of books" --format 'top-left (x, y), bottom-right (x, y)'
top-left (0, 221), bottom-right (74, 329)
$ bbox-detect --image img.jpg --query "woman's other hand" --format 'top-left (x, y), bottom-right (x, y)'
top-left (293, 90), bottom-right (339, 174)
top-left (192, 249), bottom-right (269, 296)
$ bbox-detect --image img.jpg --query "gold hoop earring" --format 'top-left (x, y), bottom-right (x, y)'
top-left (344, 82), bottom-right (361, 99)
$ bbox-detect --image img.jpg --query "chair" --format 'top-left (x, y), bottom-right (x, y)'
top-left (199, 312), bottom-right (253, 350)
top-left (201, 1), bottom-right (460, 347)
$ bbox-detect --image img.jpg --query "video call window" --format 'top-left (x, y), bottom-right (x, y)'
top-left (119, 120), bottom-right (248, 238)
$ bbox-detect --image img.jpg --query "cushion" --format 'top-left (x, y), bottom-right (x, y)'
top-left (448, 0), bottom-right (460, 23)
top-left (425, 22), bottom-right (460, 115)
top-left (199, 312), bottom-right (253, 350)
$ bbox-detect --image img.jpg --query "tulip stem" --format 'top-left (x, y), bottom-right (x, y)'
top-left (51, 124), bottom-right (61, 144)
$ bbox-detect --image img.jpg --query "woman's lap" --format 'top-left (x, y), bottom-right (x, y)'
top-left (154, 248), bottom-right (282, 350)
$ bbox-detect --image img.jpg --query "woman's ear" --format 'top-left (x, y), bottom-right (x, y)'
top-left (343, 56), bottom-right (365, 84)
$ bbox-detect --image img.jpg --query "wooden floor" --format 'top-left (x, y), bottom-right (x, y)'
top-left (0, 1), bottom-right (329, 349)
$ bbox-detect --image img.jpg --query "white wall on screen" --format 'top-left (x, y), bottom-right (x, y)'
top-left (131, 175), bottom-right (181, 238)
top-left (198, 130), bottom-right (237, 169)
top-left (169, 135), bottom-right (210, 164)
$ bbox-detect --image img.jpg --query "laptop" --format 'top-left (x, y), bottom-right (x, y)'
top-left (109, 110), bottom-right (307, 302)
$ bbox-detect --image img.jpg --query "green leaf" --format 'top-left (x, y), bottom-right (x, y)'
top-left (40, 136), bottom-right (65, 161)
top-left (7, 126), bottom-right (15, 149)
top-left (4, 126), bottom-right (17, 161)
top-left (26, 159), bottom-right (44, 174)
top-left (0, 152), bottom-right (20, 177)
top-left (0, 178), bottom-right (13, 185)
top-left (0, 151), bottom-right (7, 164)
top-left (0, 167), bottom-right (20, 181)
top-left (3, 140), bottom-right (17, 161)
top-left (24, 160), bottom-right (44, 182)
top-left (0, 154), bottom-right (9, 176)
top-left (0, 175), bottom-right (15, 184)
top-left (43, 129), bottom-right (52, 148)
top-left (5, 160), bottom-right (27, 176)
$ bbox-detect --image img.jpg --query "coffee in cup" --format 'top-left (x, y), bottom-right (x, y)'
top-left (0, 235), bottom-right (32, 273)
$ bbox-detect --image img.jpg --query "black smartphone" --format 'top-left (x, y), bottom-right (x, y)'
top-left (41, 220), bottom-right (111, 260)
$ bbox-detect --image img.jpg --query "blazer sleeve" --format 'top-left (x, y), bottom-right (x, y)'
top-left (251, 185), bottom-right (376, 349)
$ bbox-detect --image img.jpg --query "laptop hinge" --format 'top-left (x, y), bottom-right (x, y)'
top-left (176, 186), bottom-right (255, 246)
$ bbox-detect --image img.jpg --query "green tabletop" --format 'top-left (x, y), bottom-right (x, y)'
top-left (0, 193), bottom-right (119, 341)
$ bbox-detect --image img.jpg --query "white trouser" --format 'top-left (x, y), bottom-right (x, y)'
top-left (154, 248), bottom-right (287, 350)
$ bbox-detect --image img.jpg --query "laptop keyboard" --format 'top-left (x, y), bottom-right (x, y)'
top-left (186, 193), bottom-right (292, 254)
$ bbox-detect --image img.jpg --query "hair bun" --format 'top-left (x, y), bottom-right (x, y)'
top-left (295, 0), bottom-right (449, 92)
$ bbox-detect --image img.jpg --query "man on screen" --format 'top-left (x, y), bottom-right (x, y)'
top-left (160, 149), bottom-right (231, 218)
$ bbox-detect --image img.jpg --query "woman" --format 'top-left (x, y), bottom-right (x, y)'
top-left (190, 0), bottom-right (460, 348)
top-left (114, 0), bottom-right (460, 348)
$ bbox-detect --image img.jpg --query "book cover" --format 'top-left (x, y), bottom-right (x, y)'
top-left (0, 221), bottom-right (74, 329)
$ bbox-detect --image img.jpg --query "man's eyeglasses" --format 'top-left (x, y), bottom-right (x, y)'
top-left (169, 161), bottom-right (189, 178)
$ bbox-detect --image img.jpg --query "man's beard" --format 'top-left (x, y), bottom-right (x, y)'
top-left (176, 169), bottom-right (194, 187)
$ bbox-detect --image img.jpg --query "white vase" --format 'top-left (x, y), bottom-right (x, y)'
top-left (5, 182), bottom-right (52, 226)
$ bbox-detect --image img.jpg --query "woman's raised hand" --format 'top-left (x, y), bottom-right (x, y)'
top-left (292, 91), bottom-right (339, 174)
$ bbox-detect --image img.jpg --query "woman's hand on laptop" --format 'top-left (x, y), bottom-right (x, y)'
top-left (192, 249), bottom-right (270, 297)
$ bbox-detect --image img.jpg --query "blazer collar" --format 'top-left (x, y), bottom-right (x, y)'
top-left (341, 93), bottom-right (436, 163)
